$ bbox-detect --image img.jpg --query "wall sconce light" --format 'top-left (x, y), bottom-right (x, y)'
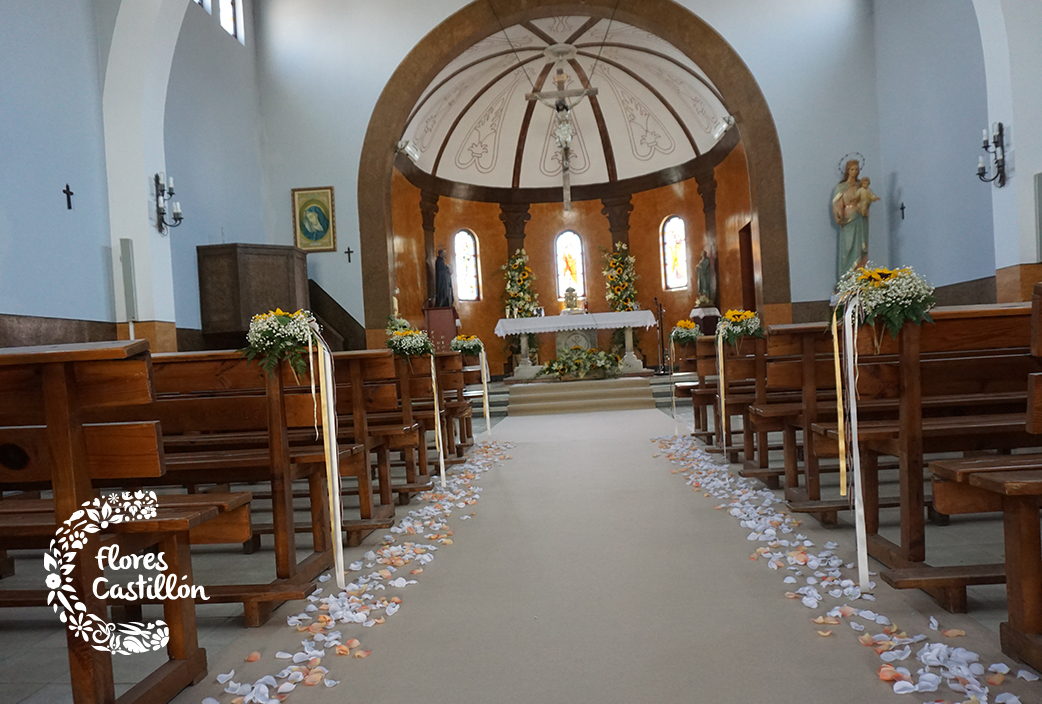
top-left (977, 122), bottom-right (1006, 187)
top-left (396, 140), bottom-right (420, 163)
top-left (154, 173), bottom-right (183, 234)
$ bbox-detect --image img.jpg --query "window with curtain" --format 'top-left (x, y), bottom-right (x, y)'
top-left (661, 216), bottom-right (689, 290)
top-left (555, 231), bottom-right (585, 299)
top-left (454, 230), bottom-right (479, 301)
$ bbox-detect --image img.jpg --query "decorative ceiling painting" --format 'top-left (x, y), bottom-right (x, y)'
top-left (401, 16), bottom-right (730, 190)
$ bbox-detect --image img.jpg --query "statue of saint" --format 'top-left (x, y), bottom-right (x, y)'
top-left (695, 249), bottom-right (714, 305)
top-left (434, 248), bottom-right (454, 307)
top-left (833, 159), bottom-right (874, 279)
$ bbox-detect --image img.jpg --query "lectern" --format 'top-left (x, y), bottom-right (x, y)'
top-left (424, 306), bottom-right (459, 352)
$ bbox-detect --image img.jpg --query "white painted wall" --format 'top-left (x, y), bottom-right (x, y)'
top-left (253, 0), bottom-right (885, 316)
top-left (0, 0), bottom-right (115, 323)
top-left (873, 0), bottom-right (993, 288)
top-left (165, 0), bottom-right (268, 330)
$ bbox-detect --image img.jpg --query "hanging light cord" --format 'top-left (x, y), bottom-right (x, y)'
top-left (587, 0), bottom-right (622, 84)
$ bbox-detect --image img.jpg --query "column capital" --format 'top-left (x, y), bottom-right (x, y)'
top-left (499, 202), bottom-right (531, 255)
top-left (600, 195), bottom-right (634, 246)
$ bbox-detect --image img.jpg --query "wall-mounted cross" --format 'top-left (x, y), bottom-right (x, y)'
top-left (344, 247), bottom-right (354, 262)
top-left (63, 184), bottom-right (74, 210)
top-left (899, 202), bottom-right (905, 220)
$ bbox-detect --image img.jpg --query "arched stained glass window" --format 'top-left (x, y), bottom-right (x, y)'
top-left (454, 230), bottom-right (479, 301)
top-left (661, 216), bottom-right (688, 290)
top-left (555, 231), bottom-right (585, 299)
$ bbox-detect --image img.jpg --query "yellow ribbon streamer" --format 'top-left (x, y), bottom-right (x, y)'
top-left (429, 354), bottom-right (447, 488)
top-left (831, 309), bottom-right (848, 497)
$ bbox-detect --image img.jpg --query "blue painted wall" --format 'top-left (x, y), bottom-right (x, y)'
top-left (165, 0), bottom-right (268, 330)
top-left (0, 0), bottom-right (114, 322)
top-left (873, 0), bottom-right (994, 287)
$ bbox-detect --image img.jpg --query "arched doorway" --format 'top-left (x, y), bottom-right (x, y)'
top-left (358, 0), bottom-right (789, 344)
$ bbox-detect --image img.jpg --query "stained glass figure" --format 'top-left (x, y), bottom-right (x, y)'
top-left (454, 230), bottom-right (479, 301)
top-left (662, 216), bottom-right (688, 290)
top-left (555, 230), bottom-right (585, 299)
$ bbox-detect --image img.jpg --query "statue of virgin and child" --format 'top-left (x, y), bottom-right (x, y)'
top-left (832, 157), bottom-right (880, 280)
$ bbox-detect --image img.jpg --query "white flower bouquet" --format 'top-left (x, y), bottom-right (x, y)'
top-left (835, 263), bottom-right (935, 338)
top-left (716, 309), bottom-right (765, 349)
top-left (670, 319), bottom-right (703, 344)
top-left (450, 334), bottom-right (483, 356)
top-left (243, 308), bottom-right (316, 376)
top-left (386, 329), bottom-right (434, 357)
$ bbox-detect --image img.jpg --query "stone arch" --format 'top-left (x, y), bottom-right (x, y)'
top-left (358, 0), bottom-right (788, 339)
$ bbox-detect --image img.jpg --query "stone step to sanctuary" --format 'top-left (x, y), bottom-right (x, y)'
top-left (507, 377), bottom-right (656, 416)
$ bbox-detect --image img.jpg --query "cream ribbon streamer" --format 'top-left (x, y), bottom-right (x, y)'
top-left (309, 322), bottom-right (346, 591)
top-left (669, 336), bottom-right (679, 436)
top-left (830, 309), bottom-right (848, 497)
top-left (429, 354), bottom-right (447, 488)
top-left (841, 298), bottom-right (871, 591)
top-left (716, 329), bottom-right (726, 450)
top-left (479, 346), bottom-right (492, 440)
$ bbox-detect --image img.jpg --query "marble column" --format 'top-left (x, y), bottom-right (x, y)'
top-left (499, 202), bottom-right (531, 256)
top-left (600, 195), bottom-right (634, 247)
top-left (419, 190), bottom-right (439, 305)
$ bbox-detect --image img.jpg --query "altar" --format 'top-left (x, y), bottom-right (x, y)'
top-left (494, 310), bottom-right (658, 379)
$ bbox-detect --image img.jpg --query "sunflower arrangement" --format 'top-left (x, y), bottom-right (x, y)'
top-left (670, 319), bottom-right (703, 345)
top-left (835, 262), bottom-right (935, 338)
top-left (602, 242), bottom-right (639, 312)
top-left (450, 334), bottom-right (484, 357)
top-left (716, 309), bottom-right (765, 349)
top-left (386, 329), bottom-right (434, 357)
top-left (501, 248), bottom-right (540, 318)
top-left (243, 308), bottom-right (316, 376)
top-left (538, 346), bottom-right (621, 380)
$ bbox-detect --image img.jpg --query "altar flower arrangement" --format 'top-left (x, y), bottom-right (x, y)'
top-left (386, 329), bottom-right (434, 357)
top-left (450, 334), bottom-right (483, 356)
top-left (716, 309), bottom-right (765, 349)
top-left (502, 249), bottom-right (540, 318)
top-left (243, 308), bottom-right (316, 376)
top-left (694, 293), bottom-right (713, 308)
top-left (835, 263), bottom-right (935, 338)
top-left (603, 242), bottom-right (639, 312)
top-left (386, 314), bottom-right (411, 333)
top-left (538, 346), bottom-right (621, 380)
top-left (670, 319), bottom-right (703, 344)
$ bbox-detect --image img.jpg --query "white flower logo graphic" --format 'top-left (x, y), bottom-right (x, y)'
top-left (44, 491), bottom-right (169, 655)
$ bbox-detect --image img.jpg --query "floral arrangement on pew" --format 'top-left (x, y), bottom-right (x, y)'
top-left (602, 242), bottom-right (639, 312)
top-left (501, 248), bottom-right (539, 318)
top-left (243, 308), bottom-right (316, 376)
top-left (538, 346), bottom-right (621, 380)
top-left (386, 328), bottom-right (434, 357)
top-left (716, 309), bottom-right (765, 351)
top-left (835, 263), bottom-right (936, 339)
top-left (450, 334), bottom-right (483, 357)
top-left (670, 319), bottom-right (703, 345)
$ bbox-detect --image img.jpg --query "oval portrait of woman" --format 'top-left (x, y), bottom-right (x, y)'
top-left (298, 200), bottom-right (330, 242)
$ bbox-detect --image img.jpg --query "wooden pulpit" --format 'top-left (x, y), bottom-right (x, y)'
top-left (424, 306), bottom-right (459, 352)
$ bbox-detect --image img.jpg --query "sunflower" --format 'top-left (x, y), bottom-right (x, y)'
top-left (613, 285), bottom-right (623, 293)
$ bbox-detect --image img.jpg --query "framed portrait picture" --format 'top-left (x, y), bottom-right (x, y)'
top-left (292, 186), bottom-right (336, 252)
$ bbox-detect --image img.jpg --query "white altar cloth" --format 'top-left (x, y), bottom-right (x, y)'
top-left (494, 310), bottom-right (657, 337)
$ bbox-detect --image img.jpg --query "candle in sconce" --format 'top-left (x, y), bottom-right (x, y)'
top-left (983, 128), bottom-right (989, 145)
top-left (167, 176), bottom-right (174, 191)
top-left (172, 201), bottom-right (181, 217)
top-left (979, 155), bottom-right (986, 169)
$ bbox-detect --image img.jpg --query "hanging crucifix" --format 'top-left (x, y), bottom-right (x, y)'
top-left (526, 66), bottom-right (597, 211)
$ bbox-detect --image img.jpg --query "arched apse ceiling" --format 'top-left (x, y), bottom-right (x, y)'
top-left (400, 16), bottom-right (730, 190)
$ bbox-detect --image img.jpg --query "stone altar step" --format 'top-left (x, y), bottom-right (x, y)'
top-left (507, 377), bottom-right (656, 416)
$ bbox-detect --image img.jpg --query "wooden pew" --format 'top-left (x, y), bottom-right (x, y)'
top-left (807, 305), bottom-right (1039, 609)
top-left (0, 341), bottom-right (230, 704)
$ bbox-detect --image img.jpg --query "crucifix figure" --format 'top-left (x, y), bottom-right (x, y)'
top-left (526, 66), bottom-right (597, 211)
top-left (63, 184), bottom-right (74, 210)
